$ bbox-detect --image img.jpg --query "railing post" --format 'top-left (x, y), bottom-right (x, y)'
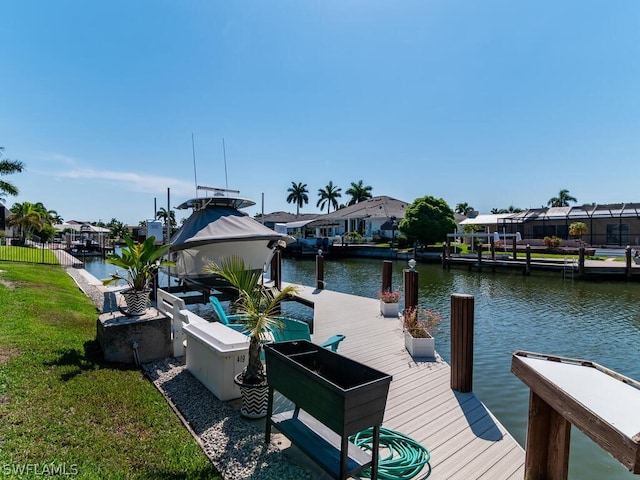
top-left (316, 250), bottom-right (324, 290)
top-left (403, 260), bottom-right (418, 313)
top-left (512, 236), bottom-right (517, 260)
top-left (381, 260), bottom-right (392, 294)
top-left (579, 246), bottom-right (586, 275)
top-left (270, 250), bottom-right (282, 290)
top-left (450, 294), bottom-right (474, 393)
top-left (525, 244), bottom-right (531, 275)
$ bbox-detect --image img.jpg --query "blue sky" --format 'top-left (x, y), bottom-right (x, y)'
top-left (1, 1), bottom-right (639, 225)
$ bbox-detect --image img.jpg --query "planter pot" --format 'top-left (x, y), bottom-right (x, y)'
top-left (234, 373), bottom-right (269, 418)
top-left (264, 340), bottom-right (392, 435)
top-left (404, 330), bottom-right (435, 358)
top-left (380, 301), bottom-right (399, 318)
top-left (121, 288), bottom-right (151, 316)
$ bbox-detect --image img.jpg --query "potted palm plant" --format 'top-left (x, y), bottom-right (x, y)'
top-left (403, 306), bottom-right (442, 358)
top-left (203, 256), bottom-right (299, 418)
top-left (102, 235), bottom-right (175, 316)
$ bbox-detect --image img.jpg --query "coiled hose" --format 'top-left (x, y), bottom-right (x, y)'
top-left (349, 426), bottom-right (431, 479)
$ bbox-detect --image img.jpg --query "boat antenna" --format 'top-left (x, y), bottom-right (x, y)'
top-left (192, 133), bottom-right (198, 198)
top-left (222, 138), bottom-right (229, 190)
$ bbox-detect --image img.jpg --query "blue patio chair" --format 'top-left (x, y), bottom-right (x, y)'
top-left (271, 317), bottom-right (345, 352)
top-left (209, 296), bottom-right (247, 333)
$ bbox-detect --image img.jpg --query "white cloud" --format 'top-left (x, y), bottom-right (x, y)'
top-left (57, 168), bottom-right (195, 196)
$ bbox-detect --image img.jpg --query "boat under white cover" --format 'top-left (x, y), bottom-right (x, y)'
top-left (167, 195), bottom-right (293, 287)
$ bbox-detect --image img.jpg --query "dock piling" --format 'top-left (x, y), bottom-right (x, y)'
top-left (403, 262), bottom-right (419, 313)
top-left (316, 251), bottom-right (324, 290)
top-left (382, 260), bottom-right (392, 294)
top-left (451, 294), bottom-right (474, 393)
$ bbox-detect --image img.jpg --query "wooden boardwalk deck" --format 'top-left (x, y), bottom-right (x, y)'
top-left (276, 283), bottom-right (525, 480)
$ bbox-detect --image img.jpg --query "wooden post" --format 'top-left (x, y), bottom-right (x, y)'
top-left (441, 244), bottom-right (447, 268)
top-left (477, 243), bottom-right (482, 266)
top-left (490, 237), bottom-right (496, 260)
top-left (524, 391), bottom-right (571, 480)
top-left (403, 267), bottom-right (418, 313)
top-left (578, 246), bottom-right (585, 276)
top-left (450, 294), bottom-right (474, 392)
top-left (381, 260), bottom-right (392, 294)
top-left (270, 250), bottom-right (282, 290)
top-left (626, 245), bottom-right (632, 278)
top-left (525, 244), bottom-right (531, 275)
top-left (316, 252), bottom-right (324, 290)
top-left (512, 236), bottom-right (517, 260)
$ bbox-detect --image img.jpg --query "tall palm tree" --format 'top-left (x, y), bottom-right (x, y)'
top-left (345, 180), bottom-right (373, 206)
top-left (286, 182), bottom-right (309, 216)
top-left (455, 202), bottom-right (474, 216)
top-left (547, 189), bottom-right (577, 207)
top-left (316, 181), bottom-right (342, 214)
top-left (0, 147), bottom-right (25, 203)
top-left (7, 201), bottom-right (44, 240)
top-left (156, 207), bottom-right (177, 230)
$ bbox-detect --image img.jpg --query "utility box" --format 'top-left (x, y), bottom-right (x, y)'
top-left (183, 322), bottom-right (250, 401)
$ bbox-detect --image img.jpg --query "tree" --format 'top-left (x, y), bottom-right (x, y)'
top-left (399, 196), bottom-right (457, 246)
top-left (345, 180), bottom-right (373, 206)
top-left (7, 201), bottom-right (45, 240)
top-left (491, 205), bottom-right (523, 214)
top-left (156, 207), bottom-right (177, 231)
top-left (569, 221), bottom-right (588, 243)
top-left (286, 182), bottom-right (309, 216)
top-left (316, 181), bottom-right (342, 214)
top-left (107, 218), bottom-right (128, 240)
top-left (547, 189), bottom-right (577, 207)
top-left (0, 147), bottom-right (25, 203)
top-left (455, 202), bottom-right (474, 216)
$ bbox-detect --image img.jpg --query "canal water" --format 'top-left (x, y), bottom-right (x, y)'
top-left (85, 255), bottom-right (640, 479)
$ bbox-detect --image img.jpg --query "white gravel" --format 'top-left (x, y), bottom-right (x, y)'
top-left (66, 266), bottom-right (318, 480)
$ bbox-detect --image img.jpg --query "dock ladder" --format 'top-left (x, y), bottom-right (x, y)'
top-left (562, 257), bottom-right (577, 280)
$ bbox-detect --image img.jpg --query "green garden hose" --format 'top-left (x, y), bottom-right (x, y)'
top-left (349, 426), bottom-right (431, 479)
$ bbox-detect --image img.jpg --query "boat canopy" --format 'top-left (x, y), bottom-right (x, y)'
top-left (169, 207), bottom-right (293, 251)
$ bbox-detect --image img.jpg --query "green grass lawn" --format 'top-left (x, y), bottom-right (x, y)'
top-left (0, 262), bottom-right (220, 480)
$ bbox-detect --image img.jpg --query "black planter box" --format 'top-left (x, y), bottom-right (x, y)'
top-left (264, 340), bottom-right (392, 479)
top-left (265, 340), bottom-right (392, 435)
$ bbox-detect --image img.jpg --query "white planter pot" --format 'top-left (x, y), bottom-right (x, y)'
top-left (404, 331), bottom-right (435, 358)
top-left (380, 301), bottom-right (399, 318)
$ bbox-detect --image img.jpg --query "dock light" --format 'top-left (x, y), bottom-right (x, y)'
top-left (318, 249), bottom-right (323, 256)
top-left (408, 258), bottom-right (416, 271)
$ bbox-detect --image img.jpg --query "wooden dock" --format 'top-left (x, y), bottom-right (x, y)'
top-left (275, 283), bottom-right (525, 479)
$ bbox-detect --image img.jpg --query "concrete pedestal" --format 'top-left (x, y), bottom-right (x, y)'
top-left (97, 308), bottom-right (172, 364)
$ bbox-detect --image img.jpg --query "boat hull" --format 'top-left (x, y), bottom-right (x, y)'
top-left (168, 238), bottom-right (278, 287)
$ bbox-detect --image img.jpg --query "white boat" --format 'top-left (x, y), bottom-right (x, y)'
top-left (167, 187), bottom-right (294, 288)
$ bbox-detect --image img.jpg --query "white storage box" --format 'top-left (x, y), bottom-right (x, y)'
top-left (183, 322), bottom-right (250, 401)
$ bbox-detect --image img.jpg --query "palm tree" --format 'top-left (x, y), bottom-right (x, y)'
top-left (156, 207), bottom-right (177, 230)
top-left (316, 181), bottom-right (342, 214)
top-left (547, 189), bottom-right (577, 207)
top-left (203, 256), bottom-right (298, 385)
top-left (7, 201), bottom-right (44, 240)
top-left (286, 182), bottom-right (309, 216)
top-left (345, 180), bottom-right (372, 206)
top-left (0, 147), bottom-right (25, 203)
top-left (455, 202), bottom-right (474, 216)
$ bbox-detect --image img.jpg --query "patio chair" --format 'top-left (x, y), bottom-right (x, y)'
top-left (208, 296), bottom-right (247, 332)
top-left (271, 317), bottom-right (345, 352)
